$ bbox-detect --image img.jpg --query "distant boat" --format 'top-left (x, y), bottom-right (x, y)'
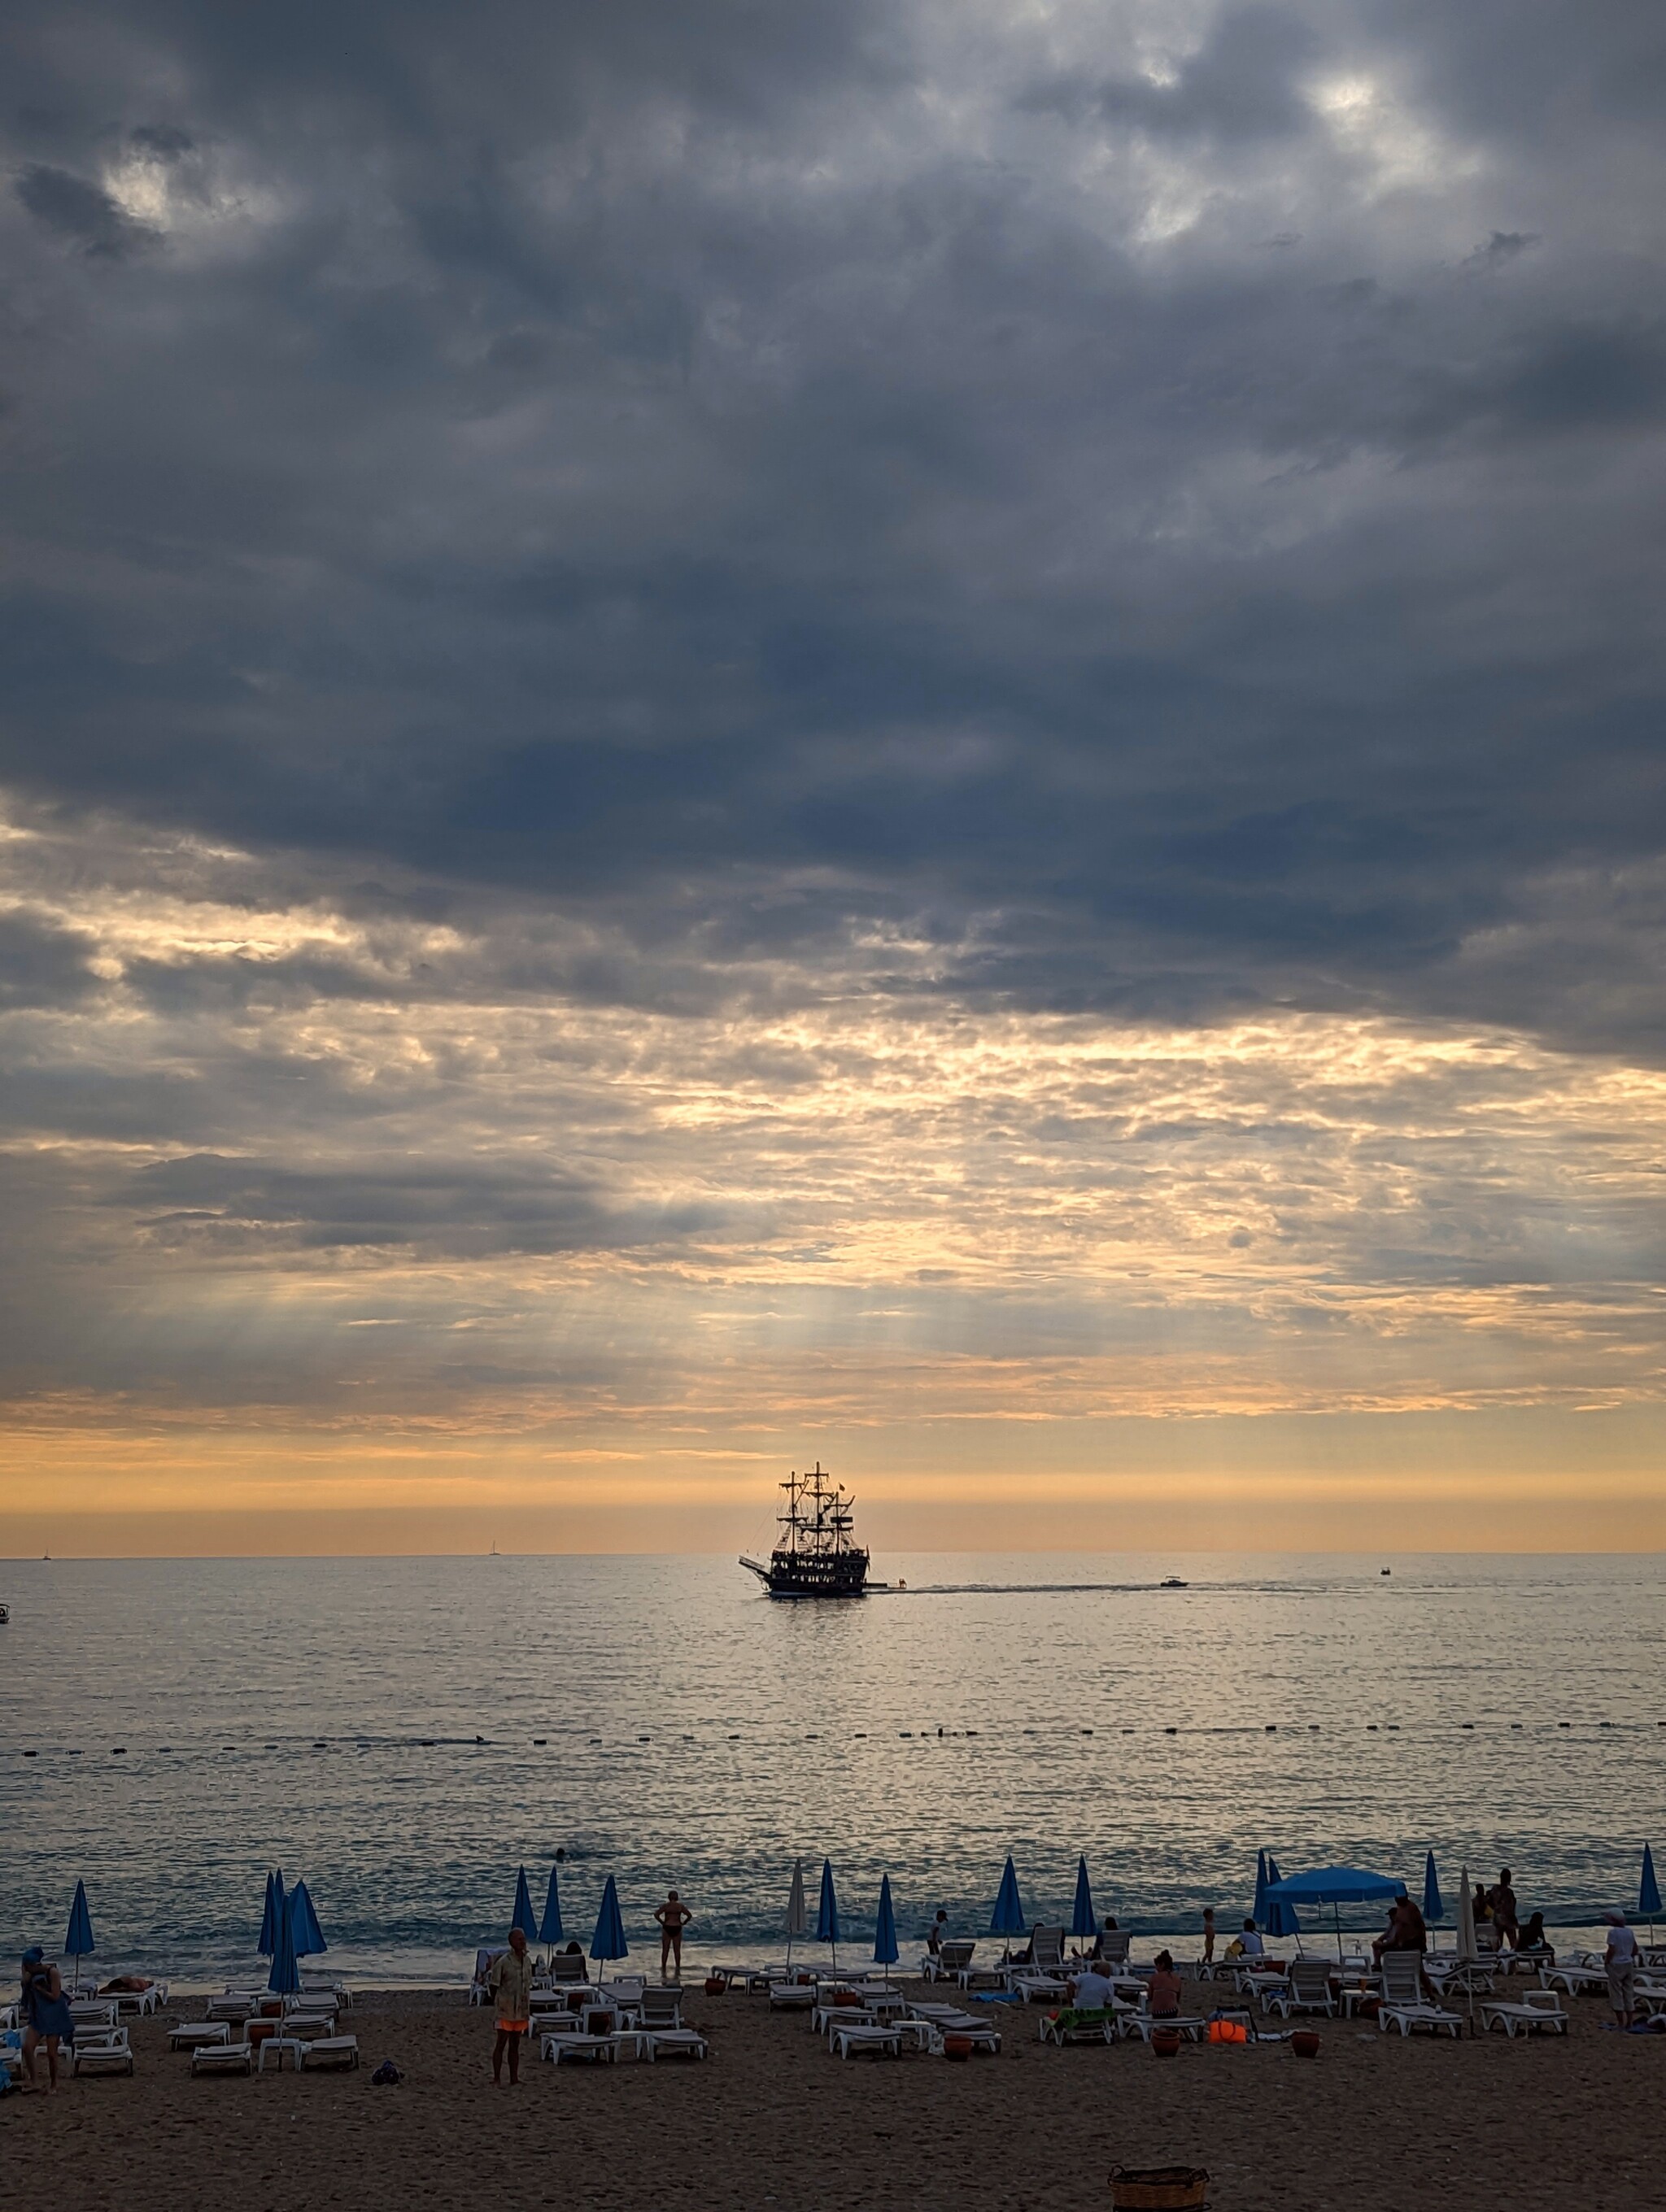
top-left (0, 1601), bottom-right (9, 1624)
top-left (1160, 1577), bottom-right (1188, 1589)
top-left (741, 1465), bottom-right (870, 1598)
top-left (1381, 1567), bottom-right (1392, 1577)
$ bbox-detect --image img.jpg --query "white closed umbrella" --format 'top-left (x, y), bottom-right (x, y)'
top-left (785, 1858), bottom-right (807, 1971)
top-left (1456, 1866), bottom-right (1476, 1962)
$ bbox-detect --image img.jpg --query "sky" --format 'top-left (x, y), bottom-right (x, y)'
top-left (2, 0), bottom-right (1664, 1555)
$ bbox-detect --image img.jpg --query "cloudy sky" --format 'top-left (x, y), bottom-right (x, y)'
top-left (3, 0), bottom-right (1664, 1552)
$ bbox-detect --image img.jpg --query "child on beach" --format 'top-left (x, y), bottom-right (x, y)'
top-left (1202, 1908), bottom-right (1216, 1964)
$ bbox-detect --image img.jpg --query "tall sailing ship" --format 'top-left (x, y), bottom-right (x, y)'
top-left (740, 1464), bottom-right (870, 1598)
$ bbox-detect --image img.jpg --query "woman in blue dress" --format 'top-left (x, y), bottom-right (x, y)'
top-left (20, 1947), bottom-right (75, 2094)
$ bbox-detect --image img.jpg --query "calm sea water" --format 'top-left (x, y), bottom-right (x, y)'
top-left (2, 1552), bottom-right (1661, 1985)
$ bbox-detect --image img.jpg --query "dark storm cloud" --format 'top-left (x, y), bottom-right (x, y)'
top-left (0, 0), bottom-right (1664, 1059)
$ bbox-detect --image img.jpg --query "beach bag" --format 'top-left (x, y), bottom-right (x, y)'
top-left (371, 2060), bottom-right (403, 2086)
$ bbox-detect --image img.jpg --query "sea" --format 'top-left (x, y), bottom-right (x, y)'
top-left (2, 1552), bottom-right (1660, 1988)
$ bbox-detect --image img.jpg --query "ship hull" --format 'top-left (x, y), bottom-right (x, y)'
top-left (740, 1549), bottom-right (870, 1598)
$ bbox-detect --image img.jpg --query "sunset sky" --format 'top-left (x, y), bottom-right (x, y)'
top-left (2, 0), bottom-right (1664, 1553)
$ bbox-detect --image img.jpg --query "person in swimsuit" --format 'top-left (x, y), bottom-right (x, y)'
top-left (655, 1891), bottom-right (692, 1982)
top-left (1148, 1952), bottom-right (1184, 2019)
top-left (20, 1948), bottom-right (75, 2095)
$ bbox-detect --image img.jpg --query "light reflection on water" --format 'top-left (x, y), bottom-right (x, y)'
top-left (1, 1552), bottom-right (1661, 1982)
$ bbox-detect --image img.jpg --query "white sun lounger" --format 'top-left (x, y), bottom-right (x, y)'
top-left (192, 2041), bottom-right (255, 2076)
top-left (769, 1982), bottom-right (816, 2010)
top-left (643, 2027), bottom-right (709, 2060)
top-left (1265, 1961), bottom-right (1337, 2018)
top-left (1378, 2001), bottom-right (1463, 2038)
top-left (831, 2023), bottom-right (901, 2059)
top-left (299, 2036), bottom-right (360, 2071)
top-left (169, 2022), bottom-right (231, 2051)
top-left (1481, 1991), bottom-right (1568, 2037)
top-left (72, 2029), bottom-right (133, 2077)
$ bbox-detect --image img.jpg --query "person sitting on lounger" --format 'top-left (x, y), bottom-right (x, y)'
top-left (1374, 1896), bottom-right (1427, 1962)
top-left (1088, 1915), bottom-right (1120, 1961)
top-left (1517, 1912), bottom-right (1553, 1962)
top-left (1225, 1919), bottom-right (1264, 1960)
top-left (1071, 1963), bottom-right (1114, 2013)
top-left (1149, 1953), bottom-right (1184, 2018)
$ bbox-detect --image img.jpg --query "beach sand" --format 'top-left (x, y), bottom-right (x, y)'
top-left (13, 1972), bottom-right (1660, 2211)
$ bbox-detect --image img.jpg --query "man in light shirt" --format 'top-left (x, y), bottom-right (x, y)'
top-left (1606, 1911), bottom-right (1639, 2028)
top-left (488, 1926), bottom-right (535, 2086)
top-left (1070, 1963), bottom-right (1114, 2014)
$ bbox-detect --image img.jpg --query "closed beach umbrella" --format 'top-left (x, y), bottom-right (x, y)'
top-left (1253, 1849), bottom-right (1270, 1927)
top-left (1423, 1852), bottom-right (1444, 1927)
top-left (1640, 1844), bottom-right (1660, 1944)
top-left (289, 1880), bottom-right (327, 1957)
top-left (1455, 1865), bottom-right (1477, 1962)
top-left (1263, 1857), bottom-right (1302, 1943)
top-left (259, 1868), bottom-right (286, 1957)
top-left (539, 1866), bottom-right (565, 1946)
top-left (590, 1875), bottom-right (628, 1971)
top-left (989, 1855), bottom-right (1026, 1957)
top-left (785, 1858), bottom-right (807, 1970)
top-left (511, 1865), bottom-right (539, 1942)
top-left (816, 1857), bottom-right (842, 1974)
top-left (1265, 1866), bottom-right (1404, 1962)
top-left (64, 1879), bottom-right (95, 1987)
top-left (873, 1875), bottom-right (900, 1982)
top-left (268, 1884), bottom-right (301, 1996)
top-left (1070, 1856), bottom-right (1097, 1944)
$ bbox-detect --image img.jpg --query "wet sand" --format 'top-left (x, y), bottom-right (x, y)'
top-left (11, 1973), bottom-right (1661, 2212)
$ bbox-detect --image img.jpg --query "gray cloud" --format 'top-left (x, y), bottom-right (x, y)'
top-left (13, 161), bottom-right (159, 256)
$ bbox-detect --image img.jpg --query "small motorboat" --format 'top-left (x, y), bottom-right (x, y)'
top-left (1160, 1577), bottom-right (1188, 1590)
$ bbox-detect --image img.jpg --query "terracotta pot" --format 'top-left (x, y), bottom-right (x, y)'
top-left (1150, 2028), bottom-right (1182, 2058)
top-left (942, 2033), bottom-right (973, 2061)
top-left (1292, 2029), bottom-right (1321, 2058)
top-left (703, 1976), bottom-right (726, 1996)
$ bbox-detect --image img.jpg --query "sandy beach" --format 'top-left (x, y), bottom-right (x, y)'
top-left (12, 1970), bottom-right (1662, 2212)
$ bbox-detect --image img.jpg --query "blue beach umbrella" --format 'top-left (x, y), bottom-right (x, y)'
top-left (64, 1879), bottom-right (95, 1985)
top-left (816, 1857), bottom-right (842, 1972)
top-left (539, 1866), bottom-right (565, 1946)
top-left (1423, 1852), bottom-right (1444, 1927)
top-left (268, 1885), bottom-right (301, 1996)
top-left (511, 1865), bottom-right (539, 1942)
top-left (1640, 1844), bottom-right (1661, 1942)
top-left (1263, 1856), bottom-right (1302, 1942)
top-left (289, 1880), bottom-right (327, 1957)
top-left (259, 1868), bottom-right (286, 1957)
top-left (590, 1875), bottom-right (628, 1971)
top-left (1070, 1856), bottom-right (1097, 1944)
top-left (989, 1855), bottom-right (1026, 1957)
top-left (1266, 1865), bottom-right (1406, 1962)
top-left (1253, 1849), bottom-right (1270, 1927)
top-left (873, 1875), bottom-right (900, 1981)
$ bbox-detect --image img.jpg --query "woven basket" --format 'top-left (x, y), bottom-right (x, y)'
top-left (1110, 2166), bottom-right (1210, 2210)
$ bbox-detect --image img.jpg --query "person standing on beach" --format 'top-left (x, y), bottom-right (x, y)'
top-left (1202, 1908), bottom-right (1216, 1965)
top-left (19, 1948), bottom-right (74, 2095)
top-left (1487, 1869), bottom-right (1520, 1950)
top-left (488, 1927), bottom-right (534, 2087)
top-left (655, 1890), bottom-right (692, 1981)
top-left (1605, 1913), bottom-right (1638, 2028)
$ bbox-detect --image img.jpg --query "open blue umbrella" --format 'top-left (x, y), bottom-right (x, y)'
top-left (64, 1879), bottom-right (95, 1987)
top-left (289, 1880), bottom-right (327, 1957)
top-left (539, 1866), bottom-right (565, 1946)
top-left (1070, 1856), bottom-right (1097, 1944)
top-left (989, 1855), bottom-right (1026, 1957)
top-left (259, 1868), bottom-right (286, 1957)
top-left (268, 1883), bottom-right (301, 1996)
top-left (1422, 1851), bottom-right (1444, 1927)
top-left (1263, 1856), bottom-right (1302, 1941)
top-left (1266, 1865), bottom-right (1406, 1961)
top-left (511, 1865), bottom-right (539, 1942)
top-left (1640, 1844), bottom-right (1661, 1943)
top-left (1253, 1849), bottom-right (1270, 1927)
top-left (590, 1875), bottom-right (628, 1971)
top-left (816, 1857), bottom-right (842, 1971)
top-left (872, 1875), bottom-right (900, 1981)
